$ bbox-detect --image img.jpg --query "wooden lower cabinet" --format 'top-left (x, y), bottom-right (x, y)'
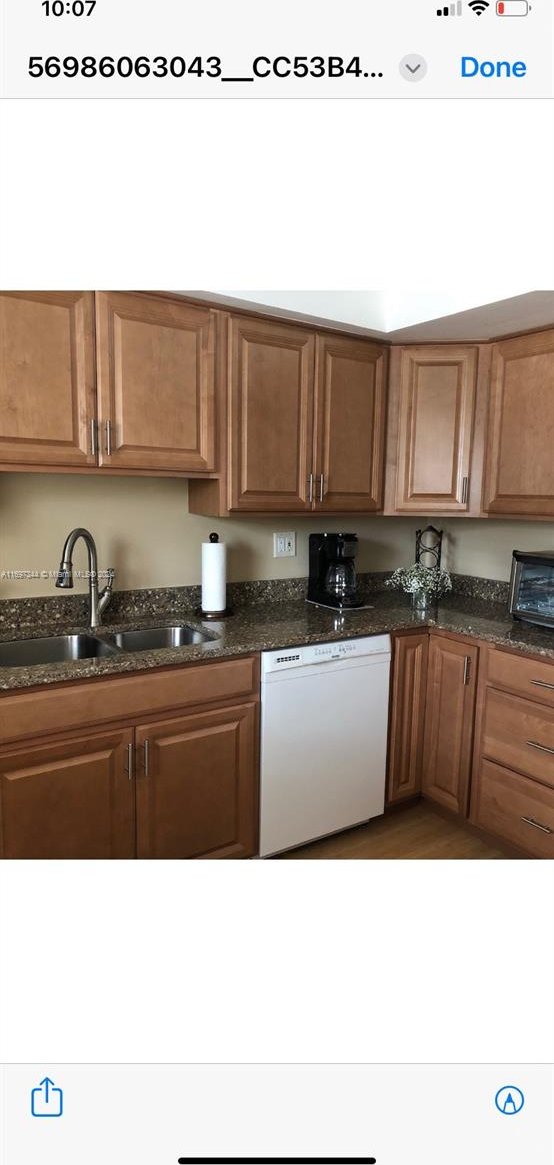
top-left (422, 636), bottom-right (478, 815)
top-left (135, 703), bottom-right (258, 859)
top-left (387, 633), bottom-right (428, 804)
top-left (472, 758), bottom-right (554, 858)
top-left (0, 657), bottom-right (260, 860)
top-left (0, 727), bottom-right (134, 859)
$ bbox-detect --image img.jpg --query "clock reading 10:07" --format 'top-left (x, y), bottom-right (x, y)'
top-left (42, 1), bottom-right (97, 14)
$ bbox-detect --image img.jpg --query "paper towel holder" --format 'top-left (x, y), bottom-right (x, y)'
top-left (196, 532), bottom-right (233, 620)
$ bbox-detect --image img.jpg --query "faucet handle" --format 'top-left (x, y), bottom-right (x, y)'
top-left (98, 567), bottom-right (116, 616)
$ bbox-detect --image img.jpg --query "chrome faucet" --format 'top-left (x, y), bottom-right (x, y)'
top-left (55, 527), bottom-right (115, 629)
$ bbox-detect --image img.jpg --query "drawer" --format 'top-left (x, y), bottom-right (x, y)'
top-left (0, 655), bottom-right (259, 744)
top-left (487, 647), bottom-right (554, 708)
top-left (473, 758), bottom-right (554, 858)
top-left (482, 688), bottom-right (554, 787)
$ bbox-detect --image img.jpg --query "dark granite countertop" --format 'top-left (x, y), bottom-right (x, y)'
top-left (1, 591), bottom-right (553, 692)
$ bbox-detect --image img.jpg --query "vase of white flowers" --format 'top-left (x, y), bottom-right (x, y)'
top-left (385, 563), bottom-right (452, 611)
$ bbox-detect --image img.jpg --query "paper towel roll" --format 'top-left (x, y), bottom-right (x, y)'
top-left (201, 534), bottom-right (227, 614)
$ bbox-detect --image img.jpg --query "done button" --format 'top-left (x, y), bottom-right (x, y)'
top-left (461, 56), bottom-right (527, 77)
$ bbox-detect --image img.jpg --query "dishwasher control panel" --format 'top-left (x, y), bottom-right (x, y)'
top-left (262, 634), bottom-right (391, 674)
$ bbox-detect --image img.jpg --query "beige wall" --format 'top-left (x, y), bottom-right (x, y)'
top-left (2, 474), bottom-right (553, 598)
top-left (441, 518), bottom-right (554, 581)
top-left (0, 474), bottom-right (419, 599)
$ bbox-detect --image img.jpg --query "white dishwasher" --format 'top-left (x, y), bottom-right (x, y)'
top-left (259, 635), bottom-right (391, 857)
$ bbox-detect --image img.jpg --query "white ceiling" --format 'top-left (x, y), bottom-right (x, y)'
top-left (190, 289), bottom-right (554, 341)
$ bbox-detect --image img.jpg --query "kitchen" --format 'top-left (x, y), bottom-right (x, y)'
top-left (1, 289), bottom-right (553, 860)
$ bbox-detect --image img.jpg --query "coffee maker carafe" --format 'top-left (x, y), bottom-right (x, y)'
top-left (307, 533), bottom-right (364, 609)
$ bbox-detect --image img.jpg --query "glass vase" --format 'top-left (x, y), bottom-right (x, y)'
top-left (411, 589), bottom-right (430, 611)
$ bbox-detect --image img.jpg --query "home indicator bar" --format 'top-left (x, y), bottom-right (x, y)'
top-left (177, 1158), bottom-right (378, 1163)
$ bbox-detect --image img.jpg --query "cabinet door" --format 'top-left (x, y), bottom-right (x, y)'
top-left (387, 633), bottom-right (429, 804)
top-left (95, 292), bottom-right (216, 472)
top-left (483, 329), bottom-right (554, 516)
top-left (313, 336), bottom-right (387, 511)
top-left (394, 346), bottom-right (477, 512)
top-left (0, 291), bottom-right (97, 468)
top-left (422, 637), bottom-right (478, 815)
top-left (228, 316), bottom-right (315, 511)
top-left (135, 703), bottom-right (258, 859)
top-left (0, 728), bottom-right (134, 859)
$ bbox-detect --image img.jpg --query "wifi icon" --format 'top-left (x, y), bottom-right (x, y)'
top-left (468, 0), bottom-right (490, 12)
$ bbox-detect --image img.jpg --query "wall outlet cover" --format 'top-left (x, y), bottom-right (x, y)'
top-left (273, 532), bottom-right (297, 558)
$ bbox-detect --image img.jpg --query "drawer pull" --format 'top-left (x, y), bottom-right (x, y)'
top-left (463, 655), bottom-right (471, 685)
top-left (530, 679), bottom-right (554, 691)
top-left (526, 739), bottom-right (554, 756)
top-left (520, 816), bottom-right (553, 835)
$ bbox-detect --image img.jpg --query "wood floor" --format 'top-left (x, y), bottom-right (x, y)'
top-left (274, 801), bottom-right (512, 860)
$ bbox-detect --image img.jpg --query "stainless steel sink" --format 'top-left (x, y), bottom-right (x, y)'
top-left (0, 633), bottom-right (119, 668)
top-left (103, 625), bottom-right (212, 652)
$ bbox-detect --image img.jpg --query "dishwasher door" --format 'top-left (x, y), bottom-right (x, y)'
top-left (259, 641), bottom-right (391, 857)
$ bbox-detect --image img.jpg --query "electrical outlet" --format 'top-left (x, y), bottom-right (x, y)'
top-left (273, 532), bottom-right (297, 558)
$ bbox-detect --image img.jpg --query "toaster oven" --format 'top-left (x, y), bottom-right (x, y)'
top-left (508, 551), bottom-right (554, 629)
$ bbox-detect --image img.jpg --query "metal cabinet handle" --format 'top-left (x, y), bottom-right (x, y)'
top-left (319, 474), bottom-right (325, 502)
top-left (520, 816), bottom-right (553, 835)
top-left (125, 742), bottom-right (133, 781)
top-left (530, 679), bottom-right (554, 691)
top-left (463, 656), bottom-right (471, 685)
top-left (105, 419), bottom-right (113, 456)
top-left (461, 476), bottom-right (469, 505)
top-left (526, 740), bottom-right (554, 756)
top-left (143, 739), bottom-right (150, 776)
top-left (90, 418), bottom-right (98, 457)
top-left (307, 472), bottom-right (314, 503)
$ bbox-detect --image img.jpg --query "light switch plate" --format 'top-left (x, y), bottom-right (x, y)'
top-left (273, 532), bottom-right (296, 558)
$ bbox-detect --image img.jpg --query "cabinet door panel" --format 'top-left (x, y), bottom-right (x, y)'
top-left (395, 346), bottom-right (477, 512)
top-left (0, 728), bottom-right (134, 859)
top-left (483, 329), bottom-right (554, 516)
top-left (96, 292), bottom-right (216, 472)
top-left (314, 336), bottom-right (387, 511)
top-left (229, 316), bottom-right (314, 511)
top-left (387, 633), bottom-right (428, 804)
top-left (422, 637), bottom-right (478, 814)
top-left (136, 703), bottom-right (258, 859)
top-left (0, 291), bottom-right (96, 467)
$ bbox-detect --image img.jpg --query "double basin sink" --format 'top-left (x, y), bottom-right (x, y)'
top-left (0, 624), bottom-right (213, 669)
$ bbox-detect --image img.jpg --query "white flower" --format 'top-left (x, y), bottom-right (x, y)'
top-left (386, 563), bottom-right (452, 597)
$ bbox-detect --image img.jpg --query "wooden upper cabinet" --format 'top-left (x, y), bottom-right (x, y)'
top-left (393, 346), bottom-right (478, 512)
top-left (228, 315), bottom-right (315, 511)
top-left (483, 329), bottom-right (554, 516)
top-left (313, 335), bottom-right (387, 511)
top-left (0, 291), bottom-right (97, 468)
top-left (422, 636), bottom-right (478, 816)
top-left (95, 292), bottom-right (216, 472)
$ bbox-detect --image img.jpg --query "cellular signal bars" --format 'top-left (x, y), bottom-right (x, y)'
top-left (437, 2), bottom-right (463, 12)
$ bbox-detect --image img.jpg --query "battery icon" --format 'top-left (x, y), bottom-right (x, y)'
top-left (496, 1), bottom-right (531, 13)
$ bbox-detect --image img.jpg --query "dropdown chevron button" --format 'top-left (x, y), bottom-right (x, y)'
top-left (399, 54), bottom-right (428, 81)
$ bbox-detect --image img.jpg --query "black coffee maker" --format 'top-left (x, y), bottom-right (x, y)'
top-left (307, 533), bottom-right (364, 609)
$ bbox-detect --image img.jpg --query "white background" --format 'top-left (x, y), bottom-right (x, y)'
top-left (0, 101), bottom-right (553, 288)
top-left (2, 863), bottom-right (553, 1064)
